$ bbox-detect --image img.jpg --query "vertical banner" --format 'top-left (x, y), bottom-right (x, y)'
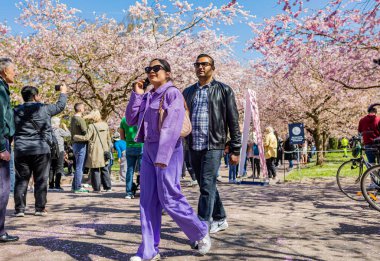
top-left (288, 123), bottom-right (305, 145)
top-left (238, 89), bottom-right (268, 178)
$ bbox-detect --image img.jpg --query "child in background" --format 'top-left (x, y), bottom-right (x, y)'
top-left (225, 141), bottom-right (237, 183)
top-left (113, 131), bottom-right (127, 182)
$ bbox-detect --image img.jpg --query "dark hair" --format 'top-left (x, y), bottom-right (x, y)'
top-left (150, 58), bottom-right (172, 81)
top-left (74, 103), bottom-right (84, 112)
top-left (150, 58), bottom-right (171, 72)
top-left (196, 54), bottom-right (215, 69)
top-left (368, 103), bottom-right (380, 114)
top-left (21, 86), bottom-right (38, 102)
top-left (369, 107), bottom-right (377, 114)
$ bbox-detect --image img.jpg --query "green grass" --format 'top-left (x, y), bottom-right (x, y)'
top-left (110, 151), bottom-right (357, 181)
top-left (286, 152), bottom-right (354, 181)
top-left (111, 152), bottom-right (120, 172)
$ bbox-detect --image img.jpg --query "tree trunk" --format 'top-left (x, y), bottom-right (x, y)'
top-left (322, 131), bottom-right (328, 157)
top-left (313, 127), bottom-right (324, 166)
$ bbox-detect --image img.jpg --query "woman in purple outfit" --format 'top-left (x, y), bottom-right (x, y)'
top-left (126, 59), bottom-right (211, 261)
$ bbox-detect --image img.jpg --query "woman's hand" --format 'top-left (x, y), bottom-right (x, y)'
top-left (61, 122), bottom-right (68, 131)
top-left (155, 163), bottom-right (167, 169)
top-left (133, 81), bottom-right (145, 95)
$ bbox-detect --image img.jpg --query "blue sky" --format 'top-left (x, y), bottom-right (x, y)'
top-left (0, 0), bottom-right (328, 61)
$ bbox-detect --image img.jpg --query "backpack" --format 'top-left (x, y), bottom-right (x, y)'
top-left (51, 131), bottom-right (60, 159)
top-left (253, 144), bottom-right (259, 156)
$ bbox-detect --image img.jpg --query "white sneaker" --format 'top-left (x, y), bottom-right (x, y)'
top-left (210, 219), bottom-right (228, 234)
top-left (189, 180), bottom-right (198, 187)
top-left (14, 212), bottom-right (25, 217)
top-left (34, 210), bottom-right (48, 216)
top-left (198, 233), bottom-right (211, 255)
top-left (129, 253), bottom-right (160, 261)
top-left (125, 195), bottom-right (134, 199)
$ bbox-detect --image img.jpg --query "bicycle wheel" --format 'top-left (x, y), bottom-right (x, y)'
top-left (360, 165), bottom-right (380, 212)
top-left (336, 159), bottom-right (366, 201)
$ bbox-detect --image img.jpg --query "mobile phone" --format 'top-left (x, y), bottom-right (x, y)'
top-left (142, 78), bottom-right (150, 89)
top-left (55, 85), bottom-right (61, 92)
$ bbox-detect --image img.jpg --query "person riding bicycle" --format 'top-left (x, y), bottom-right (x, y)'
top-left (358, 105), bottom-right (380, 164)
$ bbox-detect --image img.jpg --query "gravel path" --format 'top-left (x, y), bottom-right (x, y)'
top-left (1, 170), bottom-right (379, 261)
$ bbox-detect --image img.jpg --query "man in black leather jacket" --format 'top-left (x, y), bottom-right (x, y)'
top-left (183, 54), bottom-right (241, 235)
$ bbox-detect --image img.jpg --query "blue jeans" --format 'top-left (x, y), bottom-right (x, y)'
top-left (72, 143), bottom-right (87, 191)
top-left (10, 148), bottom-right (15, 192)
top-left (190, 149), bottom-right (226, 222)
top-left (365, 145), bottom-right (378, 164)
top-left (224, 154), bottom-right (229, 167)
top-left (229, 164), bottom-right (237, 181)
top-left (125, 147), bottom-right (143, 196)
top-left (289, 159), bottom-right (294, 169)
top-left (0, 140), bottom-right (10, 235)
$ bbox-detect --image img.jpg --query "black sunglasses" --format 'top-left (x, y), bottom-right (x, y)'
top-left (145, 65), bottom-right (165, 73)
top-left (193, 62), bottom-right (212, 68)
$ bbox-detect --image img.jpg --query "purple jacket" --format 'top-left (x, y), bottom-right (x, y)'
top-left (126, 81), bottom-right (185, 166)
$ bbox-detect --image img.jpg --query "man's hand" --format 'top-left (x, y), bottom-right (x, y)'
top-left (118, 158), bottom-right (121, 164)
top-left (229, 154), bottom-right (240, 165)
top-left (155, 163), bottom-right (167, 169)
top-left (60, 83), bottom-right (67, 94)
top-left (0, 150), bottom-right (11, 161)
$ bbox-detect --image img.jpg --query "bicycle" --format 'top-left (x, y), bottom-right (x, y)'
top-left (336, 136), bottom-right (371, 201)
top-left (360, 150), bottom-right (380, 212)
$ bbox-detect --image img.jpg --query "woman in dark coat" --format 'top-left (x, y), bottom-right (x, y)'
top-left (284, 136), bottom-right (297, 169)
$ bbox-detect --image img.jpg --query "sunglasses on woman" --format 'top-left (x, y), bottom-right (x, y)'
top-left (145, 65), bottom-right (165, 73)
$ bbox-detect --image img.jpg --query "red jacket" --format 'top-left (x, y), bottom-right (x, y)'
top-left (358, 114), bottom-right (380, 145)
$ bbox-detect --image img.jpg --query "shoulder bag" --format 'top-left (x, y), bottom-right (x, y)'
top-left (158, 87), bottom-right (192, 137)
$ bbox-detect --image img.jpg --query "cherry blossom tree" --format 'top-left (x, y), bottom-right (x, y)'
top-left (252, 44), bottom-right (377, 164)
top-left (249, 0), bottom-right (380, 91)
top-left (0, 0), bottom-right (252, 123)
top-left (246, 0), bottom-right (379, 164)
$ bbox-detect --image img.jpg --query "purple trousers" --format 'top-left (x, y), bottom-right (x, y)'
top-left (0, 140), bottom-right (10, 236)
top-left (136, 141), bottom-right (208, 259)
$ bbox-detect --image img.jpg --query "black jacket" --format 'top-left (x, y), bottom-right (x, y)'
top-left (0, 77), bottom-right (14, 152)
top-left (13, 94), bottom-right (67, 157)
top-left (183, 79), bottom-right (241, 155)
top-left (284, 138), bottom-right (297, 161)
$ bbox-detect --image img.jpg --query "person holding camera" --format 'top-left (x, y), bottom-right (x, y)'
top-left (13, 84), bottom-right (67, 217)
top-left (126, 59), bottom-right (211, 261)
top-left (73, 110), bottom-right (112, 193)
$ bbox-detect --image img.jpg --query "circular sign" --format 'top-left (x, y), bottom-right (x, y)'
top-left (292, 126), bottom-right (301, 136)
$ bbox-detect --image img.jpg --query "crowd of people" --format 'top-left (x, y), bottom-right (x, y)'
top-left (0, 54), bottom-right (243, 261)
top-left (1, 51), bottom-right (374, 260)
top-left (1, 53), bottom-right (341, 261)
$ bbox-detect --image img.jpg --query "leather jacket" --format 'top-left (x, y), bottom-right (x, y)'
top-left (183, 79), bottom-right (241, 155)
